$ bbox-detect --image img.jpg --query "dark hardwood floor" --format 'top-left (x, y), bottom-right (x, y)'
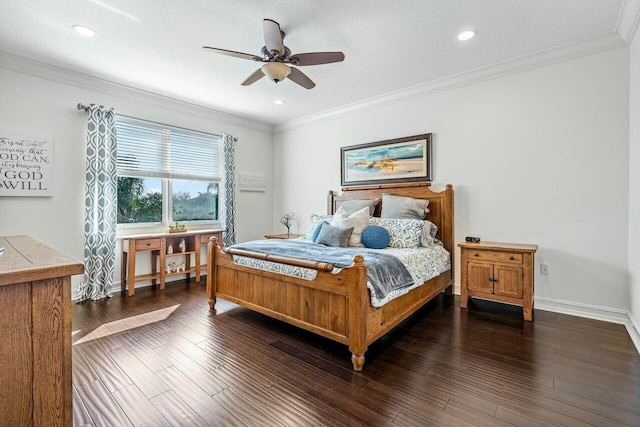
top-left (72, 281), bottom-right (640, 427)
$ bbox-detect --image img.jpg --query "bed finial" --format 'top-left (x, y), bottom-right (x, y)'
top-left (446, 184), bottom-right (453, 189)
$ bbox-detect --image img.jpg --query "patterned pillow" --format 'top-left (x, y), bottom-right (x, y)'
top-left (381, 193), bottom-right (430, 219)
top-left (361, 225), bottom-right (390, 249)
top-left (331, 206), bottom-right (370, 247)
top-left (421, 220), bottom-right (439, 247)
top-left (305, 214), bottom-right (333, 240)
top-left (369, 217), bottom-right (424, 249)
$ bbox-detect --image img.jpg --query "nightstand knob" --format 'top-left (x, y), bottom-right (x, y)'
top-left (509, 256), bottom-right (515, 260)
top-left (146, 242), bottom-right (151, 246)
top-left (474, 253), bottom-right (479, 257)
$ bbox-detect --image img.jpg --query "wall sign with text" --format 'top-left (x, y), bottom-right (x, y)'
top-left (0, 132), bottom-right (53, 197)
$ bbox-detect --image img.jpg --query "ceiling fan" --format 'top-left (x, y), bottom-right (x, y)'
top-left (203, 19), bottom-right (345, 89)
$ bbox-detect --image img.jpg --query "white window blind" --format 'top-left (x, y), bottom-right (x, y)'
top-left (116, 118), bottom-right (221, 181)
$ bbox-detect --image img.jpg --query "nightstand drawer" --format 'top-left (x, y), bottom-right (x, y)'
top-left (135, 238), bottom-right (161, 250)
top-left (468, 250), bottom-right (522, 264)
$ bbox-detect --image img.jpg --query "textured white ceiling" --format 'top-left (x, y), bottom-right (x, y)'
top-left (0, 0), bottom-right (629, 125)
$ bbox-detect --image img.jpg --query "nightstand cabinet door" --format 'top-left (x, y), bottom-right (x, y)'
top-left (467, 263), bottom-right (493, 294)
top-left (493, 265), bottom-right (523, 298)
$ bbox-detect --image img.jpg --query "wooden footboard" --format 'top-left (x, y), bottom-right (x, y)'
top-left (207, 238), bottom-right (370, 370)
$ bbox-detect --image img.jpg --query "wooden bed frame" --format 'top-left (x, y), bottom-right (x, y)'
top-left (207, 183), bottom-right (454, 371)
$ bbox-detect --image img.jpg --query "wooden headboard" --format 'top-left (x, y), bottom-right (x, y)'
top-left (327, 183), bottom-right (455, 257)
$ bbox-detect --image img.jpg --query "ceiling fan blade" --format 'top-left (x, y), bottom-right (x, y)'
top-left (289, 52), bottom-right (345, 66)
top-left (263, 19), bottom-right (284, 56)
top-left (241, 68), bottom-right (265, 86)
top-left (202, 46), bottom-right (262, 62)
top-left (288, 67), bottom-right (315, 89)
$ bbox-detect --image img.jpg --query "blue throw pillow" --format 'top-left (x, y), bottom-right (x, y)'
top-left (311, 221), bottom-right (329, 242)
top-left (361, 225), bottom-right (390, 249)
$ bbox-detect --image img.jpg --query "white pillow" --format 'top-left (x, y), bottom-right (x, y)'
top-left (331, 206), bottom-right (370, 247)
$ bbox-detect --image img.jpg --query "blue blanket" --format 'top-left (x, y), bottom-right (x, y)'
top-left (230, 240), bottom-right (415, 300)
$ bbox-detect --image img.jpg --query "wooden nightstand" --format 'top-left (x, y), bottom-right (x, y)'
top-left (458, 241), bottom-right (538, 321)
top-left (264, 233), bottom-right (303, 239)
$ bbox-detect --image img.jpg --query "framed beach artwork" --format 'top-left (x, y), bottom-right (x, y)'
top-left (340, 134), bottom-right (432, 187)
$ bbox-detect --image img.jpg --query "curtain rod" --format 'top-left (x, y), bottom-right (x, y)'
top-left (76, 103), bottom-right (234, 140)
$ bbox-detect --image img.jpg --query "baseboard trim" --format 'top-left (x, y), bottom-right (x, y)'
top-left (628, 312), bottom-right (640, 353)
top-left (536, 296), bottom-right (639, 354)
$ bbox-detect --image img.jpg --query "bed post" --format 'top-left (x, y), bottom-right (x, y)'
top-left (348, 255), bottom-right (368, 371)
top-left (327, 190), bottom-right (336, 215)
top-left (207, 236), bottom-right (219, 311)
top-left (443, 184), bottom-right (455, 295)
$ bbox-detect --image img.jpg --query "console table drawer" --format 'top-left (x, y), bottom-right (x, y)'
top-left (200, 233), bottom-right (221, 244)
top-left (469, 251), bottom-right (522, 264)
top-left (135, 238), bottom-right (161, 250)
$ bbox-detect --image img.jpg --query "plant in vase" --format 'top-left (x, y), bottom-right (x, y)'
top-left (280, 212), bottom-right (295, 237)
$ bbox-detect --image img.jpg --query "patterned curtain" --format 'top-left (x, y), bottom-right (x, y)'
top-left (75, 105), bottom-right (118, 301)
top-left (221, 134), bottom-right (237, 246)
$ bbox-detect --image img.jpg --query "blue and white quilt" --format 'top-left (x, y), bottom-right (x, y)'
top-left (230, 239), bottom-right (450, 307)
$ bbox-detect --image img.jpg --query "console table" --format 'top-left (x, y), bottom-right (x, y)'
top-left (0, 235), bottom-right (84, 426)
top-left (121, 229), bottom-right (223, 296)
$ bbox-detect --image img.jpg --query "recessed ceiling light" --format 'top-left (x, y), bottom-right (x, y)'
top-left (274, 99), bottom-right (285, 105)
top-left (72, 25), bottom-right (96, 37)
top-left (457, 30), bottom-right (476, 41)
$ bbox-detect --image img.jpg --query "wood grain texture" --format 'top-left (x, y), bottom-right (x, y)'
top-left (32, 277), bottom-right (66, 426)
top-left (71, 283), bottom-right (640, 427)
top-left (0, 236), bottom-right (83, 286)
top-left (0, 236), bottom-right (82, 427)
top-left (0, 282), bottom-right (33, 426)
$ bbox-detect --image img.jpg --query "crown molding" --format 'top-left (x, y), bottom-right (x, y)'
top-left (274, 32), bottom-right (626, 134)
top-left (617, 0), bottom-right (640, 43)
top-left (0, 50), bottom-right (273, 134)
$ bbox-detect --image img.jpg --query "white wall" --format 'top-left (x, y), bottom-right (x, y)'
top-left (274, 48), bottom-right (630, 312)
top-left (630, 31), bottom-right (640, 337)
top-left (0, 56), bottom-right (273, 294)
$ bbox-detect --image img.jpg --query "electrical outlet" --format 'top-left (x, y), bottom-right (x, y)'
top-left (540, 264), bottom-right (549, 275)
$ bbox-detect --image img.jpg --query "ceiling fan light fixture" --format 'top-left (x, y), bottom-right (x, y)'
top-left (261, 62), bottom-right (291, 83)
top-left (457, 30), bottom-right (476, 41)
top-left (72, 25), bottom-right (96, 37)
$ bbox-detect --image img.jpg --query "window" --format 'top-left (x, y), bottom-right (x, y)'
top-left (115, 118), bottom-right (221, 225)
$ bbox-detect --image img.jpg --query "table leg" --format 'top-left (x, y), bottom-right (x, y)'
top-left (185, 252), bottom-right (191, 282)
top-left (151, 250), bottom-right (158, 288)
top-left (121, 250), bottom-right (127, 293)
top-left (127, 239), bottom-right (136, 297)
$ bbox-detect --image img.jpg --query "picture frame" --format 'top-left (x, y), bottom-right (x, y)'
top-left (340, 133), bottom-right (432, 187)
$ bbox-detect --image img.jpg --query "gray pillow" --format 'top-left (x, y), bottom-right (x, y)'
top-left (339, 199), bottom-right (379, 216)
top-left (315, 223), bottom-right (354, 247)
top-left (381, 193), bottom-right (430, 219)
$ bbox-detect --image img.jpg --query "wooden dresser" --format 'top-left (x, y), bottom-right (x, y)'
top-left (0, 235), bottom-right (84, 426)
top-left (458, 241), bottom-right (538, 321)
top-left (121, 229), bottom-right (223, 296)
